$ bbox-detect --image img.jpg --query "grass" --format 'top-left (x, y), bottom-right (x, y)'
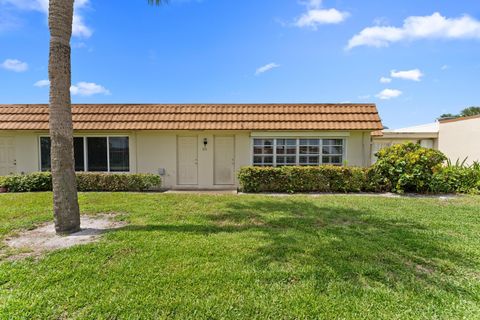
top-left (0, 192), bottom-right (479, 319)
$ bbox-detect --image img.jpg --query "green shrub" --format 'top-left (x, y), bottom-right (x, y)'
top-left (371, 143), bottom-right (447, 193)
top-left (430, 162), bottom-right (480, 194)
top-left (0, 176), bottom-right (6, 188)
top-left (76, 173), bottom-right (161, 192)
top-left (1, 172), bottom-right (161, 192)
top-left (238, 166), bottom-right (369, 193)
top-left (3, 172), bottom-right (53, 192)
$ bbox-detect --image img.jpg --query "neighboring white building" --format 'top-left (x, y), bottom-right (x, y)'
top-left (0, 104), bottom-right (383, 189)
top-left (372, 115), bottom-right (480, 164)
top-left (438, 115), bottom-right (480, 164)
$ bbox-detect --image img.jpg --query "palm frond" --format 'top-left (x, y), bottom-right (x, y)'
top-left (148, 0), bottom-right (167, 5)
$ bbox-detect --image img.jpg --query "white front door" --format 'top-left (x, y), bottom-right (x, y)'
top-left (177, 136), bottom-right (198, 185)
top-left (214, 136), bottom-right (235, 185)
top-left (0, 137), bottom-right (16, 176)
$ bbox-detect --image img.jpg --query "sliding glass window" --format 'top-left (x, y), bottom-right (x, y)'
top-left (40, 136), bottom-right (129, 172)
top-left (40, 137), bottom-right (86, 172)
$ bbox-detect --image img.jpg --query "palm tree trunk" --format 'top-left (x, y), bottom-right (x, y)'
top-left (48, 0), bottom-right (80, 234)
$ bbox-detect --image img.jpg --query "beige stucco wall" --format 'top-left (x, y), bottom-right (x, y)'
top-left (346, 131), bottom-right (372, 167)
top-left (135, 131), bottom-right (251, 189)
top-left (439, 117), bottom-right (480, 164)
top-left (0, 130), bottom-right (138, 175)
top-left (1, 129), bottom-right (372, 188)
top-left (0, 131), bottom-right (40, 174)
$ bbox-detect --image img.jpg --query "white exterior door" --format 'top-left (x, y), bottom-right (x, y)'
top-left (177, 137), bottom-right (198, 185)
top-left (0, 137), bottom-right (16, 176)
top-left (214, 136), bottom-right (235, 185)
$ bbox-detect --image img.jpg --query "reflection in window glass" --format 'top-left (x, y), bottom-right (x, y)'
top-left (109, 137), bottom-right (129, 172)
top-left (40, 137), bottom-right (85, 172)
top-left (74, 138), bottom-right (85, 171)
top-left (40, 137), bottom-right (51, 172)
top-left (87, 137), bottom-right (108, 172)
top-left (253, 139), bottom-right (274, 166)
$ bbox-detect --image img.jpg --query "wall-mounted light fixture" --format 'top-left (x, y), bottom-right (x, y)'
top-left (203, 138), bottom-right (208, 150)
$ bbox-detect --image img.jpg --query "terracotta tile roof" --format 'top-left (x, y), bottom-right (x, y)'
top-left (371, 130), bottom-right (384, 137)
top-left (0, 104), bottom-right (383, 131)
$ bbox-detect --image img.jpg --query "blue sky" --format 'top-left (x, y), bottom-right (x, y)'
top-left (0, 0), bottom-right (479, 128)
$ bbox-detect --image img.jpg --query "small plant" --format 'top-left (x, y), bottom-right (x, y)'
top-left (431, 159), bottom-right (480, 194)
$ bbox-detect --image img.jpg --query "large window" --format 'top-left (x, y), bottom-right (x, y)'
top-left (40, 136), bottom-right (130, 172)
top-left (40, 137), bottom-right (86, 172)
top-left (253, 138), bottom-right (344, 167)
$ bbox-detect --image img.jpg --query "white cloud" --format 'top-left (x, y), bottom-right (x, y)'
top-left (295, 0), bottom-right (349, 29)
top-left (0, 0), bottom-right (92, 38)
top-left (34, 79), bottom-right (50, 87)
top-left (295, 9), bottom-right (349, 29)
top-left (70, 82), bottom-right (110, 96)
top-left (255, 63), bottom-right (280, 76)
top-left (390, 69), bottom-right (423, 81)
top-left (1, 58), bottom-right (28, 72)
top-left (34, 79), bottom-right (110, 95)
top-left (380, 77), bottom-right (392, 83)
top-left (72, 15), bottom-right (92, 38)
top-left (441, 64), bottom-right (450, 70)
top-left (347, 12), bottom-right (480, 49)
top-left (375, 88), bottom-right (402, 100)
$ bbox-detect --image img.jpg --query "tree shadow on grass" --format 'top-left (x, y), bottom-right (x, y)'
top-left (117, 198), bottom-right (478, 298)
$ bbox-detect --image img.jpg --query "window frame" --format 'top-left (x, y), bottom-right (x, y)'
top-left (252, 137), bottom-right (346, 167)
top-left (38, 135), bottom-right (131, 173)
top-left (252, 138), bottom-right (275, 167)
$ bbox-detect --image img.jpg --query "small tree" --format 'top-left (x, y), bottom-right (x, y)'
top-left (460, 106), bottom-right (480, 117)
top-left (439, 106), bottom-right (480, 120)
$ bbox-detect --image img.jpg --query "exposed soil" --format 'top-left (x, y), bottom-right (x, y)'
top-left (3, 215), bottom-right (126, 260)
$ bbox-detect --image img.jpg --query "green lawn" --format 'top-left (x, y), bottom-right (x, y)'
top-left (0, 193), bottom-right (479, 319)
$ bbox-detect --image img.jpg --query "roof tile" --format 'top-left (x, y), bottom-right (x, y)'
top-left (0, 104), bottom-right (383, 131)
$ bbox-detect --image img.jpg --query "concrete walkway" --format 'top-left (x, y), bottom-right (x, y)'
top-left (163, 189), bottom-right (457, 199)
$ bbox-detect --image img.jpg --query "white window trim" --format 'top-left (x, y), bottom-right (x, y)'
top-left (38, 135), bottom-right (131, 173)
top-left (251, 137), bottom-right (346, 167)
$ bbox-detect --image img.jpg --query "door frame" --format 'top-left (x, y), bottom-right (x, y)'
top-left (0, 136), bottom-right (16, 175)
top-left (176, 135), bottom-right (199, 186)
top-left (213, 135), bottom-right (235, 185)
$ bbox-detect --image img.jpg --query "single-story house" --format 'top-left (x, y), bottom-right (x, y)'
top-left (0, 104), bottom-right (383, 189)
top-left (372, 114), bottom-right (480, 164)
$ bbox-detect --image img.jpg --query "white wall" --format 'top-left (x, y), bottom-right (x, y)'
top-left (439, 117), bottom-right (480, 164)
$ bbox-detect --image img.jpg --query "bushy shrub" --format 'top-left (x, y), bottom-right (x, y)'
top-left (1, 172), bottom-right (161, 192)
top-left (371, 143), bottom-right (447, 193)
top-left (238, 166), bottom-right (369, 193)
top-left (430, 162), bottom-right (480, 194)
top-left (3, 172), bottom-right (53, 192)
top-left (76, 173), bottom-right (161, 192)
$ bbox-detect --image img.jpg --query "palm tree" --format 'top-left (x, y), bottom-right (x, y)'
top-left (48, 0), bottom-right (80, 234)
top-left (48, 0), bottom-right (164, 234)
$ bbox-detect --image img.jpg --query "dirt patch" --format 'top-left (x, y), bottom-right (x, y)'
top-left (3, 215), bottom-right (126, 260)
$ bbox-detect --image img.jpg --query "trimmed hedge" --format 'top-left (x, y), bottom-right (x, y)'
top-left (239, 143), bottom-right (480, 194)
top-left (238, 166), bottom-right (370, 193)
top-left (1, 172), bottom-right (161, 192)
